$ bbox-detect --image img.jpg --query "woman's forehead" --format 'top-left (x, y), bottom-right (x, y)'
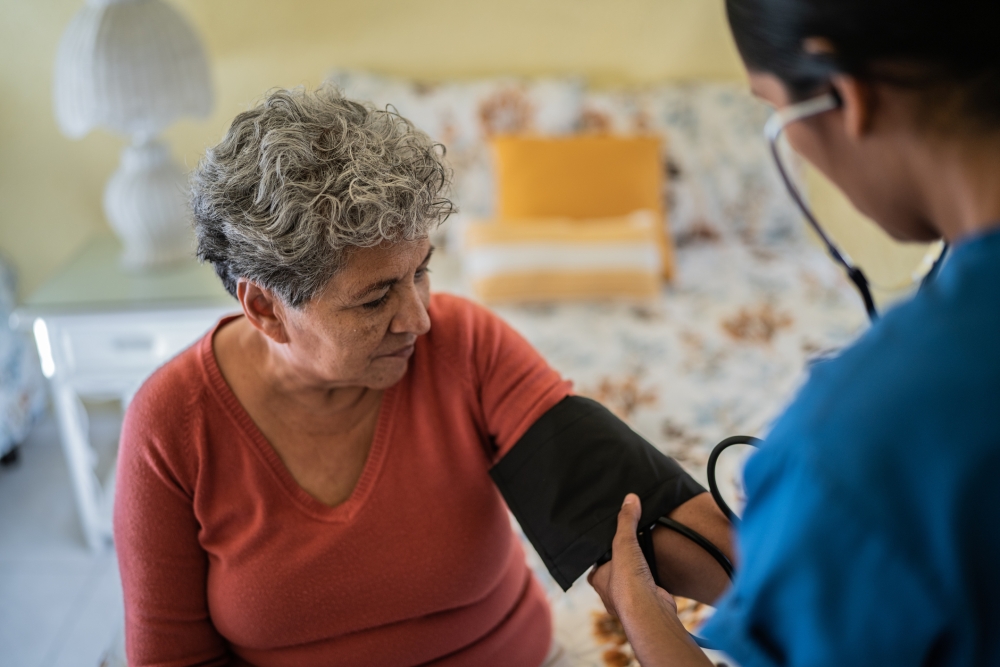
top-left (329, 239), bottom-right (432, 301)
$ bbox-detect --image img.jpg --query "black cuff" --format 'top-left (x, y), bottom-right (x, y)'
top-left (490, 396), bottom-right (705, 590)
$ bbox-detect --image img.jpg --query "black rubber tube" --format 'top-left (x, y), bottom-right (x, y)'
top-left (706, 435), bottom-right (762, 527)
top-left (654, 517), bottom-right (735, 651)
top-left (657, 517), bottom-right (735, 579)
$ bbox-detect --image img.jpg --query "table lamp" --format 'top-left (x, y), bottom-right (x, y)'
top-left (53, 0), bottom-right (213, 269)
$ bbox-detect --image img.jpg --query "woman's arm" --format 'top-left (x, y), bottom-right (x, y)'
top-left (588, 494), bottom-right (715, 667)
top-left (465, 296), bottom-right (718, 592)
top-left (115, 392), bottom-right (230, 666)
top-left (652, 492), bottom-right (735, 604)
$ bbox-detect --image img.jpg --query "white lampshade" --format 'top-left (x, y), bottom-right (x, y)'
top-left (53, 0), bottom-right (212, 140)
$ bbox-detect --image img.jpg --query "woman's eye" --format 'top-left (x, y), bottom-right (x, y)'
top-left (362, 293), bottom-right (390, 310)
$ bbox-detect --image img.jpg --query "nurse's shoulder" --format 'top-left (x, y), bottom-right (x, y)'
top-left (758, 230), bottom-right (1000, 536)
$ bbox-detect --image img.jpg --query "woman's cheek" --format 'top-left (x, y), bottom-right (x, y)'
top-left (355, 312), bottom-right (393, 352)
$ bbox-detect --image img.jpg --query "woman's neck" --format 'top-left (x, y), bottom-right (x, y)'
top-left (219, 317), bottom-right (377, 424)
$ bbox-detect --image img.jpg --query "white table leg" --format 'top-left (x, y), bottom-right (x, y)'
top-left (23, 309), bottom-right (231, 551)
top-left (52, 381), bottom-right (111, 551)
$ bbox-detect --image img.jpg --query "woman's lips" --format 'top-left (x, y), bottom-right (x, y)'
top-left (378, 344), bottom-right (415, 359)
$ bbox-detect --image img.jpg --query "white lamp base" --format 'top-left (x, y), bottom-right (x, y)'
top-left (103, 140), bottom-right (193, 270)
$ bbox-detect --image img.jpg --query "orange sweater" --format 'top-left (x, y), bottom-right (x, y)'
top-left (115, 294), bottom-right (572, 667)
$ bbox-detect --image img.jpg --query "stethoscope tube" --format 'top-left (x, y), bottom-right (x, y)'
top-left (768, 136), bottom-right (880, 322)
top-left (766, 104), bottom-right (881, 323)
top-left (706, 435), bottom-right (763, 528)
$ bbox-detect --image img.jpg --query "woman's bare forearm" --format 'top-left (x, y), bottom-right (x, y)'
top-left (653, 492), bottom-right (735, 604)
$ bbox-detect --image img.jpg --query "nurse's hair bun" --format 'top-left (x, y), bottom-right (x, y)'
top-left (725, 0), bottom-right (1000, 130)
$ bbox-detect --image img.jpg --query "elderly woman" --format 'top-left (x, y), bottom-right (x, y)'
top-left (114, 87), bottom-right (730, 667)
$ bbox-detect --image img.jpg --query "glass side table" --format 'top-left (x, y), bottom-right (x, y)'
top-left (10, 234), bottom-right (237, 550)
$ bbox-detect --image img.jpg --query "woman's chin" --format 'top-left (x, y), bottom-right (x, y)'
top-left (363, 358), bottom-right (412, 389)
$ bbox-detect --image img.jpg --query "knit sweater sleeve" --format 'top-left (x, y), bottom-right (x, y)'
top-left (114, 344), bottom-right (231, 667)
top-left (432, 293), bottom-right (573, 464)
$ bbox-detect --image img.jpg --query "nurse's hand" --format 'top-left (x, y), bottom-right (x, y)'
top-left (588, 494), bottom-right (675, 618)
top-left (588, 494), bottom-right (713, 667)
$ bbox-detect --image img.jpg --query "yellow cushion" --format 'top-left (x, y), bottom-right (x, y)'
top-left (464, 211), bottom-right (663, 304)
top-left (491, 135), bottom-right (674, 278)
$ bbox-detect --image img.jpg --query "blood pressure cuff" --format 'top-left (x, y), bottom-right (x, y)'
top-left (490, 395), bottom-right (705, 590)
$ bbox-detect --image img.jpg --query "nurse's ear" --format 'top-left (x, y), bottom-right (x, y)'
top-left (831, 74), bottom-right (877, 141)
top-left (803, 38), bottom-right (876, 141)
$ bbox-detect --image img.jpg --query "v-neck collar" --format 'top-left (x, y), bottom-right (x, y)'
top-left (200, 316), bottom-right (399, 523)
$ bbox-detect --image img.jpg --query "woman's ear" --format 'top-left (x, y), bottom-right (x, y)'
top-left (236, 279), bottom-right (290, 344)
top-left (832, 74), bottom-right (876, 140)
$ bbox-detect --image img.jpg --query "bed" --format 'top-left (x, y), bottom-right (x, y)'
top-left (97, 72), bottom-right (871, 667)
top-left (328, 70), bottom-right (870, 666)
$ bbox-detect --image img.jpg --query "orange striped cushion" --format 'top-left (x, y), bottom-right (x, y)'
top-left (464, 211), bottom-right (663, 304)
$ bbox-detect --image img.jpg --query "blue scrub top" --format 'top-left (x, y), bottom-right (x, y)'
top-left (701, 228), bottom-right (1000, 666)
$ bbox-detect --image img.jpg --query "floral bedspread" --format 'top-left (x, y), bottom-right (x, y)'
top-left (96, 234), bottom-right (869, 667)
top-left (327, 69), bottom-right (874, 665)
top-left (506, 239), bottom-right (865, 666)
top-left (340, 71), bottom-right (875, 665)
top-left (431, 229), bottom-right (868, 666)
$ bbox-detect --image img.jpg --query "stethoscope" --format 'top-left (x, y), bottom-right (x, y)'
top-left (651, 90), bottom-right (950, 650)
top-left (763, 91), bottom-right (949, 323)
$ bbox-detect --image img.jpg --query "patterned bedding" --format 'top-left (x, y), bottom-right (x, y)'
top-left (497, 238), bottom-right (866, 666)
top-left (429, 230), bottom-right (867, 666)
top-left (328, 70), bottom-right (871, 665)
top-left (101, 72), bottom-right (872, 666)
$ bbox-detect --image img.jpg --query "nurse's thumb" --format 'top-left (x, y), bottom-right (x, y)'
top-left (612, 494), bottom-right (646, 570)
top-left (619, 493), bottom-right (642, 529)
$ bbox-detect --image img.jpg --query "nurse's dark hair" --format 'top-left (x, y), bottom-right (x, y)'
top-left (725, 0), bottom-right (1000, 128)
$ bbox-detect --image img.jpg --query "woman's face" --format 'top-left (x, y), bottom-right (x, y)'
top-left (277, 238), bottom-right (433, 391)
top-left (748, 70), bottom-right (941, 243)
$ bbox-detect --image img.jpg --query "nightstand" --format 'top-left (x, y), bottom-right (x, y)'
top-left (11, 234), bottom-right (237, 550)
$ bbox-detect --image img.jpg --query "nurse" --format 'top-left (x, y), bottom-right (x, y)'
top-left (588, 0), bottom-right (1000, 665)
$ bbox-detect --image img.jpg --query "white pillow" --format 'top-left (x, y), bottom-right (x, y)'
top-left (463, 211), bottom-right (663, 304)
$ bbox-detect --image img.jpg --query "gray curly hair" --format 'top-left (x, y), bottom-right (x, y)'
top-left (191, 86), bottom-right (453, 307)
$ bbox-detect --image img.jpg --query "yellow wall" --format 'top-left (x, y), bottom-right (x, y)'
top-left (1, 0), bottom-right (927, 301)
top-left (805, 169), bottom-right (931, 304)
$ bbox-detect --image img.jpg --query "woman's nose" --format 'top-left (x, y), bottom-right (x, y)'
top-left (391, 283), bottom-right (431, 336)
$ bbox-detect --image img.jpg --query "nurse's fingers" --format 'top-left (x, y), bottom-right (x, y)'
top-left (617, 493), bottom-right (641, 532)
top-left (613, 494), bottom-right (653, 581)
top-left (589, 494), bottom-right (661, 617)
top-left (588, 561), bottom-right (613, 613)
